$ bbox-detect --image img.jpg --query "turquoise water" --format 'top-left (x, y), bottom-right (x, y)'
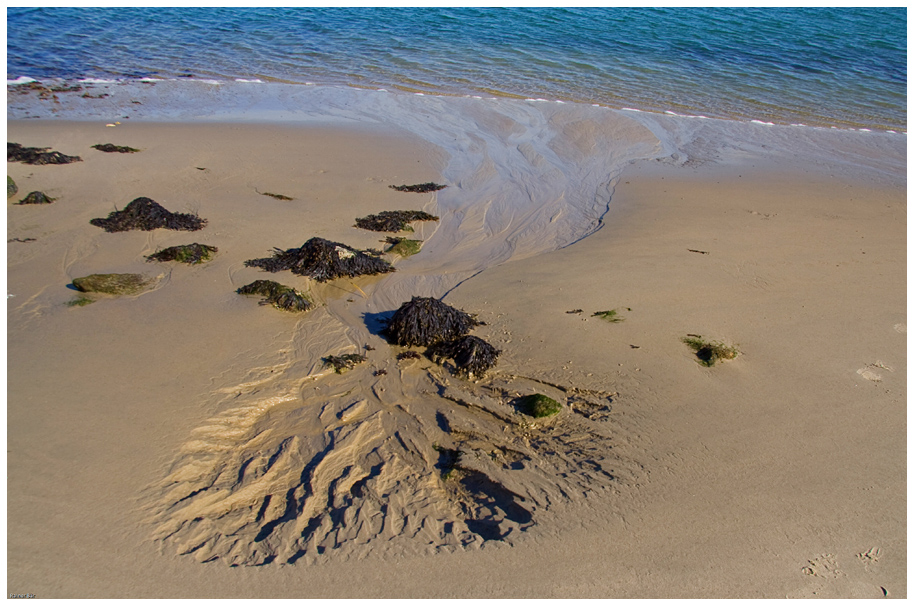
top-left (6, 7), bottom-right (907, 131)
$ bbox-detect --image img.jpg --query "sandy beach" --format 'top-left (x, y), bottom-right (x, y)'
top-left (7, 111), bottom-right (905, 598)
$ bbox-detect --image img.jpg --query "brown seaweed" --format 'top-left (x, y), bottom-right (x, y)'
top-left (354, 210), bottom-right (439, 233)
top-left (244, 237), bottom-right (394, 282)
top-left (396, 350), bottom-right (422, 360)
top-left (429, 335), bottom-right (501, 379)
top-left (146, 243), bottom-right (217, 265)
top-left (89, 197), bottom-right (206, 232)
top-left (389, 182), bottom-right (447, 193)
top-left (8, 142), bottom-right (82, 165)
top-left (92, 143), bottom-right (140, 153)
top-left (16, 191), bottom-right (55, 205)
top-left (237, 280), bottom-right (312, 312)
top-left (323, 354), bottom-right (367, 374)
top-left (383, 296), bottom-right (479, 347)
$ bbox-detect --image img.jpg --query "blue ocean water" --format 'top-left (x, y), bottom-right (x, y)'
top-left (6, 7), bottom-right (907, 131)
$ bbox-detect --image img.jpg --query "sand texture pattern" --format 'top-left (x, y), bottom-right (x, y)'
top-left (7, 106), bottom-right (905, 598)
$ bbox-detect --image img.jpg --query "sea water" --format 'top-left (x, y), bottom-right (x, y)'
top-left (6, 7), bottom-right (906, 131)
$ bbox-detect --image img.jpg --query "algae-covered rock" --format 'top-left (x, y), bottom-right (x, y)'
top-left (16, 191), bottom-right (55, 205)
top-left (237, 279), bottom-right (312, 312)
top-left (146, 243), bottom-right (217, 264)
top-left (516, 394), bottom-right (562, 418)
top-left (385, 236), bottom-right (422, 257)
top-left (7, 176), bottom-right (17, 198)
top-left (71, 273), bottom-right (154, 295)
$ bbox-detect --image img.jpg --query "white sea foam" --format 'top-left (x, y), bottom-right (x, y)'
top-left (78, 78), bottom-right (118, 84)
top-left (751, 120), bottom-right (775, 126)
top-left (7, 76), bottom-right (35, 85)
top-left (235, 78), bottom-right (264, 83)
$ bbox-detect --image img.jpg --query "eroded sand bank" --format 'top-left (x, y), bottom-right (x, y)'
top-left (6, 104), bottom-right (905, 597)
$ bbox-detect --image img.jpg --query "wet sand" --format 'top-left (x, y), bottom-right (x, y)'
top-left (6, 118), bottom-right (905, 598)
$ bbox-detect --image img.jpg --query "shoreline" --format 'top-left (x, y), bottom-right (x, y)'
top-left (7, 110), bottom-right (906, 597)
top-left (7, 77), bottom-right (909, 134)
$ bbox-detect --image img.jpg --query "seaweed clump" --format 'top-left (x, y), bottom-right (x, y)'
top-left (16, 191), bottom-right (56, 205)
top-left (384, 296), bottom-right (479, 347)
top-left (429, 335), bottom-right (501, 379)
top-left (323, 354), bottom-right (367, 374)
top-left (681, 335), bottom-right (739, 367)
top-left (515, 394), bottom-right (562, 418)
top-left (71, 273), bottom-right (153, 295)
top-left (92, 143), bottom-right (140, 153)
top-left (354, 210), bottom-right (439, 233)
top-left (8, 176), bottom-right (17, 198)
top-left (89, 197), bottom-right (206, 232)
top-left (244, 237), bottom-right (394, 282)
top-left (237, 280), bottom-right (312, 312)
top-left (146, 243), bottom-right (217, 265)
top-left (8, 142), bottom-right (82, 165)
top-left (389, 182), bottom-right (447, 193)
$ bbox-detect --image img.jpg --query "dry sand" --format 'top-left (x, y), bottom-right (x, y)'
top-left (6, 119), bottom-right (905, 598)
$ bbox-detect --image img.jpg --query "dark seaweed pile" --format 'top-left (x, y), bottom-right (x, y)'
top-left (396, 350), bottom-right (422, 360)
top-left (384, 296), bottom-right (479, 347)
top-left (244, 237), bottom-right (394, 282)
top-left (8, 142), bottom-right (82, 165)
top-left (323, 354), bottom-right (367, 373)
top-left (354, 210), bottom-right (439, 232)
top-left (430, 335), bottom-right (501, 379)
top-left (389, 183), bottom-right (447, 193)
top-left (89, 197), bottom-right (206, 232)
top-left (16, 191), bottom-right (55, 205)
top-left (237, 280), bottom-right (312, 312)
top-left (146, 243), bottom-right (217, 265)
top-left (92, 143), bottom-right (140, 153)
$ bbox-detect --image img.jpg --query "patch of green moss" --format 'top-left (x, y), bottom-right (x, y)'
top-left (385, 237), bottom-right (422, 257)
top-left (593, 309), bottom-right (624, 323)
top-left (71, 273), bottom-right (153, 295)
top-left (8, 176), bottom-right (18, 198)
top-left (516, 393), bottom-right (562, 418)
top-left (66, 296), bottom-right (95, 307)
top-left (681, 335), bottom-right (739, 367)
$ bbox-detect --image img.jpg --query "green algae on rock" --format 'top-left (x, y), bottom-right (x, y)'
top-left (7, 176), bottom-right (17, 198)
top-left (385, 236), bottom-right (422, 257)
top-left (236, 279), bottom-right (312, 312)
top-left (516, 394), bottom-right (562, 418)
top-left (146, 243), bottom-right (217, 265)
top-left (71, 273), bottom-right (154, 296)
